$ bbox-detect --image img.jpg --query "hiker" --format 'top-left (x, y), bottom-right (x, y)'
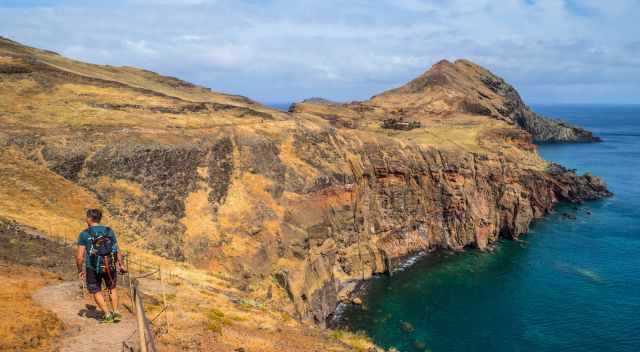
top-left (75, 208), bottom-right (126, 323)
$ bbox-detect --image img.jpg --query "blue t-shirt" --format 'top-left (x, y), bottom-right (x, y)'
top-left (77, 225), bottom-right (118, 270)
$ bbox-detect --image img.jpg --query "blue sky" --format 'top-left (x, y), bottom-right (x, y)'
top-left (1, 0), bottom-right (638, 104)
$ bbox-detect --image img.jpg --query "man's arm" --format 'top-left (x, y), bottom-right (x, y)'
top-left (116, 251), bottom-right (126, 272)
top-left (76, 245), bottom-right (86, 279)
top-left (110, 228), bottom-right (126, 272)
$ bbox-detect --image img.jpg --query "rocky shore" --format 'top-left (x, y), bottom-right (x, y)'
top-left (275, 145), bottom-right (611, 325)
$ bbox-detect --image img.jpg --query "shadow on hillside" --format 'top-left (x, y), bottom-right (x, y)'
top-left (0, 218), bottom-right (75, 279)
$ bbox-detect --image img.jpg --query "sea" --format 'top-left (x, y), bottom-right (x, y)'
top-left (267, 103), bottom-right (640, 352)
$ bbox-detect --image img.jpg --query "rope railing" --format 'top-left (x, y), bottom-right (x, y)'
top-left (118, 254), bottom-right (172, 352)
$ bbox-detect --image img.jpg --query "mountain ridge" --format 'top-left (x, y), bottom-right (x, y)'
top-left (294, 58), bottom-right (600, 143)
top-left (0, 36), bottom-right (610, 351)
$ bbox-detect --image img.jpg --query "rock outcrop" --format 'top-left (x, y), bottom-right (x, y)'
top-left (293, 59), bottom-right (601, 143)
top-left (0, 35), bottom-right (611, 337)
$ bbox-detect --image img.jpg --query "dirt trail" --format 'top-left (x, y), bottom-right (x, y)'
top-left (33, 282), bottom-right (137, 352)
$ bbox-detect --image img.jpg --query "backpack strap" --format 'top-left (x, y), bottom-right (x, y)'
top-left (105, 227), bottom-right (117, 254)
top-left (85, 227), bottom-right (98, 272)
top-left (86, 227), bottom-right (95, 255)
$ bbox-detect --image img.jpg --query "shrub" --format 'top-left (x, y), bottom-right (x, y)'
top-left (330, 329), bottom-right (378, 352)
top-left (206, 308), bottom-right (232, 334)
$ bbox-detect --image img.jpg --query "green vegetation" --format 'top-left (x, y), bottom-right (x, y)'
top-left (329, 329), bottom-right (378, 352)
top-left (280, 311), bottom-right (292, 322)
top-left (206, 308), bottom-right (232, 334)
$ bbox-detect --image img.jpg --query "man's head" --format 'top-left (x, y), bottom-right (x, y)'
top-left (86, 208), bottom-right (102, 226)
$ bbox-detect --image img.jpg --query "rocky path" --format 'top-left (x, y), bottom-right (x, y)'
top-left (33, 281), bottom-right (137, 352)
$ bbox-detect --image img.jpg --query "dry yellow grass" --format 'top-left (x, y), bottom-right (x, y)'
top-left (293, 100), bottom-right (547, 171)
top-left (0, 38), bottom-right (283, 115)
top-left (0, 263), bottom-right (63, 352)
top-left (0, 148), bottom-right (105, 241)
top-left (128, 251), bottom-right (352, 352)
top-left (180, 178), bottom-right (225, 264)
top-left (279, 135), bottom-right (319, 179)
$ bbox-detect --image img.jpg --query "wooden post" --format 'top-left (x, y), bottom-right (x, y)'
top-left (124, 255), bottom-right (129, 288)
top-left (144, 310), bottom-right (157, 352)
top-left (134, 284), bottom-right (148, 352)
top-left (127, 256), bottom-right (135, 309)
top-left (81, 269), bottom-right (86, 297)
top-left (159, 268), bottom-right (170, 334)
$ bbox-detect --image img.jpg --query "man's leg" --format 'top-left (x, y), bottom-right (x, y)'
top-left (86, 268), bottom-right (111, 317)
top-left (105, 269), bottom-right (121, 321)
top-left (109, 288), bottom-right (119, 312)
top-left (93, 291), bottom-right (111, 314)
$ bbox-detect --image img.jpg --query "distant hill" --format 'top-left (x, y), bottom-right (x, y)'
top-left (293, 59), bottom-right (600, 143)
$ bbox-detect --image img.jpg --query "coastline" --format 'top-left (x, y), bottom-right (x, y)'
top-left (329, 101), bottom-right (640, 351)
top-left (327, 196), bottom-right (604, 329)
top-left (287, 152), bottom-right (613, 326)
top-left (328, 249), bottom-right (432, 327)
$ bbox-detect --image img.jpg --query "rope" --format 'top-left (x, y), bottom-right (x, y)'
top-left (117, 255), bottom-right (171, 351)
top-left (132, 269), bottom-right (160, 280)
top-left (149, 305), bottom-right (169, 324)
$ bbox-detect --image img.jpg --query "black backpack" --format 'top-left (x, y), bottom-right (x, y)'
top-left (87, 227), bottom-right (116, 272)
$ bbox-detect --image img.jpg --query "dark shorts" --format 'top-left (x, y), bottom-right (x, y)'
top-left (86, 267), bottom-right (117, 294)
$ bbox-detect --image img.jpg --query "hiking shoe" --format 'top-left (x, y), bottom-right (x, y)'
top-left (112, 311), bottom-right (122, 323)
top-left (100, 313), bottom-right (115, 324)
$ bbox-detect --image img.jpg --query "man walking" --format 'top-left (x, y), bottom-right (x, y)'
top-left (76, 208), bottom-right (125, 323)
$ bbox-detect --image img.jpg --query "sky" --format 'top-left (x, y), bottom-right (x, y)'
top-left (1, 0), bottom-right (639, 104)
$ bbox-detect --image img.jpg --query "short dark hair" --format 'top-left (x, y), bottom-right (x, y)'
top-left (86, 208), bottom-right (102, 223)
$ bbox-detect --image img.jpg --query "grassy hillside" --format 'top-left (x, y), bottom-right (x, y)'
top-left (0, 36), bottom-right (609, 351)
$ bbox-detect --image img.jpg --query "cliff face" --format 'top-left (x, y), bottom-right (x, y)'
top-left (275, 140), bottom-right (610, 324)
top-left (0, 35), bottom-right (610, 340)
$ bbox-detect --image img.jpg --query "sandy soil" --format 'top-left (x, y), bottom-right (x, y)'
top-left (33, 281), bottom-right (137, 352)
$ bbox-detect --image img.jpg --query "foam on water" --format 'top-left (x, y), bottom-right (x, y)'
top-left (390, 251), bottom-right (427, 275)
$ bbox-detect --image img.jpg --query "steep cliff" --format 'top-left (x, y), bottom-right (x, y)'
top-left (0, 36), bottom-right (610, 347)
top-left (268, 137), bottom-right (609, 324)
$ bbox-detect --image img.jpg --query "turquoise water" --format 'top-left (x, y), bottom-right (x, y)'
top-left (337, 105), bottom-right (640, 352)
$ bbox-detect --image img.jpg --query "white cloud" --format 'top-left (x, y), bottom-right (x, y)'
top-left (0, 0), bottom-right (638, 103)
top-left (124, 40), bottom-right (158, 56)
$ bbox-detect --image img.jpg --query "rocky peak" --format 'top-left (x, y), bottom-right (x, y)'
top-left (294, 57), bottom-right (601, 143)
top-left (370, 59), bottom-right (601, 143)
